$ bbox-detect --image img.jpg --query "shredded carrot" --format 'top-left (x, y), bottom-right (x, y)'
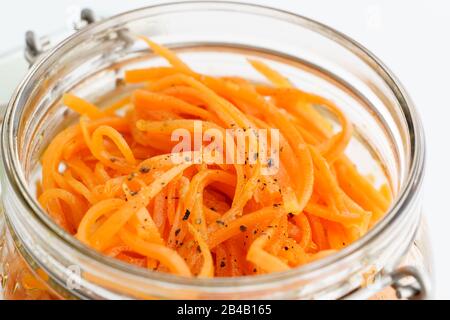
top-left (37, 37), bottom-right (392, 278)
top-left (247, 220), bottom-right (290, 273)
top-left (187, 223), bottom-right (214, 277)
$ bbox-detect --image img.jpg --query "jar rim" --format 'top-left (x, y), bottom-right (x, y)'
top-left (1, 1), bottom-right (425, 291)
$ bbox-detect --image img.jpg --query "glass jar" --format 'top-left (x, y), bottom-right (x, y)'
top-left (0, 1), bottom-right (432, 299)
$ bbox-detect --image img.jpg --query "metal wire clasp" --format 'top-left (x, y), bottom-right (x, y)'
top-left (389, 266), bottom-right (432, 300)
top-left (24, 8), bottom-right (97, 66)
top-left (344, 265), bottom-right (432, 300)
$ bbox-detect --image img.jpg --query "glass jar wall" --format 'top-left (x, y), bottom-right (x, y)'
top-left (0, 2), bottom-right (431, 299)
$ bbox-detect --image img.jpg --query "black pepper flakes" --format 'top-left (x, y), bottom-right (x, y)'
top-left (239, 225), bottom-right (247, 232)
top-left (175, 228), bottom-right (181, 236)
top-left (182, 209), bottom-right (191, 221)
top-left (139, 166), bottom-right (150, 173)
top-left (220, 261), bottom-right (226, 268)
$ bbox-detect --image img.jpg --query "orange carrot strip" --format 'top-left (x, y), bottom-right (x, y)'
top-left (36, 36), bottom-right (392, 279)
top-left (119, 228), bottom-right (192, 277)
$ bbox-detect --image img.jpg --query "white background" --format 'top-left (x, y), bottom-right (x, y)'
top-left (0, 0), bottom-right (449, 299)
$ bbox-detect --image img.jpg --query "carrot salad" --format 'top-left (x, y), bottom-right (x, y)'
top-left (37, 37), bottom-right (391, 278)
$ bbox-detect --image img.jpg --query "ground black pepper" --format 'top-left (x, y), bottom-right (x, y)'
top-left (182, 209), bottom-right (191, 220)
